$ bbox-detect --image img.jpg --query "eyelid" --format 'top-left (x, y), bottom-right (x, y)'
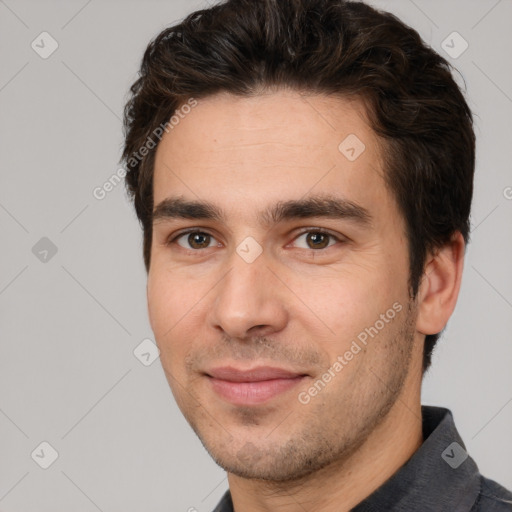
top-left (166, 228), bottom-right (220, 247)
top-left (289, 227), bottom-right (346, 246)
top-left (165, 226), bottom-right (347, 249)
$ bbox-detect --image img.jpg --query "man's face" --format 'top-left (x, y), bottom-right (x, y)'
top-left (148, 90), bottom-right (422, 481)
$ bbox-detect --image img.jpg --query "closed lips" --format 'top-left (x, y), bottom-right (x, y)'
top-left (205, 366), bottom-right (307, 382)
top-left (205, 366), bottom-right (308, 405)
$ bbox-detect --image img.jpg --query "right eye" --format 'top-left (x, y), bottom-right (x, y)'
top-left (172, 230), bottom-right (219, 250)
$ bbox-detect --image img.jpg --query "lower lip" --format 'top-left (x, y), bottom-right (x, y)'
top-left (207, 376), bottom-right (305, 405)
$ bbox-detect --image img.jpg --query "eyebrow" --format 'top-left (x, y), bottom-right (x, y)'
top-left (152, 194), bottom-right (372, 228)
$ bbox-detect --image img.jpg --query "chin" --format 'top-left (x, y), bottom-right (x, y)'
top-left (201, 433), bottom-right (344, 483)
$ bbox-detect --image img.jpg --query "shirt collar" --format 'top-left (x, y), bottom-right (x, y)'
top-left (353, 406), bottom-right (481, 511)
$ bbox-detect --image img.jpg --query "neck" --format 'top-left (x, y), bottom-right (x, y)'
top-left (227, 373), bottom-right (423, 512)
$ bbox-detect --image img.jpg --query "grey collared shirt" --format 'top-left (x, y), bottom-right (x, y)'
top-left (212, 406), bottom-right (512, 511)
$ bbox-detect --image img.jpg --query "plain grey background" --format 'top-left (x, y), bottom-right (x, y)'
top-left (1, 0), bottom-right (511, 510)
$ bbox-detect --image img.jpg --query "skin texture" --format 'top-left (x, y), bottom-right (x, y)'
top-left (147, 90), bottom-right (465, 512)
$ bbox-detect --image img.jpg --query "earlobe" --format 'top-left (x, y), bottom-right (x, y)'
top-left (415, 232), bottom-right (465, 336)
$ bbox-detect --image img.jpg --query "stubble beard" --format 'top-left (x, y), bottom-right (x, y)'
top-left (182, 302), bottom-right (418, 483)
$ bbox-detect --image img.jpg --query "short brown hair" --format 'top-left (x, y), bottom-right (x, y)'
top-left (121, 0), bottom-right (475, 373)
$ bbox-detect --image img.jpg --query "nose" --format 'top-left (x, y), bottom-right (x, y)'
top-left (207, 251), bottom-right (289, 340)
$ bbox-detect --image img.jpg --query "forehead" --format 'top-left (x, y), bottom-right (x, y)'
top-left (152, 90), bottom-right (394, 224)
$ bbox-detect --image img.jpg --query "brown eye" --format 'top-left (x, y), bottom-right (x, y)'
top-left (306, 232), bottom-right (330, 249)
top-left (188, 232), bottom-right (211, 249)
top-left (293, 231), bottom-right (338, 250)
top-left (175, 231), bottom-right (215, 249)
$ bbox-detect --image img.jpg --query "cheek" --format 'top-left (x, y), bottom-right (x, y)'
top-left (147, 263), bottom-right (221, 371)
top-left (307, 282), bottom-right (380, 337)
top-left (288, 265), bottom-right (403, 349)
top-left (147, 273), bottom-right (195, 387)
top-left (147, 268), bottom-right (201, 344)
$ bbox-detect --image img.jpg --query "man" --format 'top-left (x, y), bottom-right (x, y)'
top-left (121, 0), bottom-right (512, 510)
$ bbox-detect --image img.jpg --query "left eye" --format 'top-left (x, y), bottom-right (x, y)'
top-left (293, 231), bottom-right (338, 250)
top-left (175, 231), bottom-right (219, 249)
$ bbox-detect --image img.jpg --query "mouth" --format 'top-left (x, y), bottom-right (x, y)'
top-left (204, 366), bottom-right (308, 405)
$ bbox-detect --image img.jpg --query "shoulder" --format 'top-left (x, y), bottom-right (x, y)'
top-left (472, 476), bottom-right (512, 511)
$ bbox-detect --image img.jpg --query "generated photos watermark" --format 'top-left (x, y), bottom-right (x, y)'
top-left (93, 97), bottom-right (198, 200)
top-left (298, 301), bottom-right (403, 405)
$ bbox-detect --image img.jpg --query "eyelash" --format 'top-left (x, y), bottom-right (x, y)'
top-left (167, 228), bottom-right (343, 250)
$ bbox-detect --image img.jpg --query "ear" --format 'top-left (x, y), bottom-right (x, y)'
top-left (415, 232), bottom-right (465, 336)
